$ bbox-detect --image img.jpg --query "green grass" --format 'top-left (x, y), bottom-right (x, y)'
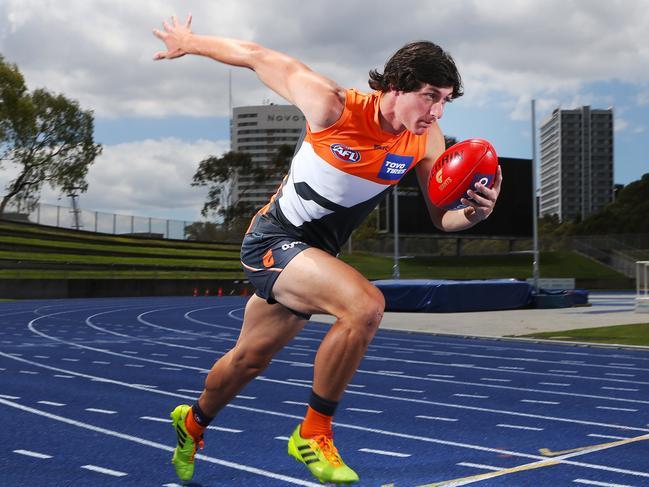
top-left (0, 220), bottom-right (239, 250)
top-left (0, 249), bottom-right (242, 269)
top-left (341, 251), bottom-right (624, 280)
top-left (521, 323), bottom-right (649, 346)
top-left (0, 235), bottom-right (240, 259)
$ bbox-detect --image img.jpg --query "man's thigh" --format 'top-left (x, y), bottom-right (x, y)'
top-left (271, 247), bottom-right (381, 318)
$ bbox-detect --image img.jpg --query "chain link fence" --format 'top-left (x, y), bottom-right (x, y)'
top-left (3, 201), bottom-right (201, 240)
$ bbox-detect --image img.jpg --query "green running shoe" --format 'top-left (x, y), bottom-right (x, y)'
top-left (287, 424), bottom-right (359, 484)
top-left (170, 404), bottom-right (204, 481)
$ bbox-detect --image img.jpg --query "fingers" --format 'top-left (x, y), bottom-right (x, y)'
top-left (185, 13), bottom-right (193, 28)
top-left (171, 15), bottom-right (179, 27)
top-left (152, 28), bottom-right (166, 40)
top-left (163, 19), bottom-right (172, 32)
top-left (492, 165), bottom-right (503, 192)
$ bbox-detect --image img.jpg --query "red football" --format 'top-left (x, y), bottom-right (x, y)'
top-left (427, 138), bottom-right (498, 210)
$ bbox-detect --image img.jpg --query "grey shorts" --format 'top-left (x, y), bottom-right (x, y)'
top-left (240, 218), bottom-right (312, 319)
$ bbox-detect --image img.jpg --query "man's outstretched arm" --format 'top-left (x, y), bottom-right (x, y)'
top-left (152, 14), bottom-right (344, 132)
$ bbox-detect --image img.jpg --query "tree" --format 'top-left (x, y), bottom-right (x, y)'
top-left (0, 56), bottom-right (102, 215)
top-left (192, 144), bottom-right (294, 229)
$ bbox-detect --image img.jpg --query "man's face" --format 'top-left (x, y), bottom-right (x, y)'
top-left (395, 84), bottom-right (454, 135)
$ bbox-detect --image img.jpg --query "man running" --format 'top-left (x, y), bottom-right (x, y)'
top-left (153, 14), bottom-right (502, 484)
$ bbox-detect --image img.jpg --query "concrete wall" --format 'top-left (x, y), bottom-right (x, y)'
top-left (0, 279), bottom-right (252, 300)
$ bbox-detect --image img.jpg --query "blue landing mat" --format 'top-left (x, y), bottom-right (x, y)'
top-left (373, 278), bottom-right (533, 312)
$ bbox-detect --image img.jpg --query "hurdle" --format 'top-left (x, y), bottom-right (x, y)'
top-left (637, 261), bottom-right (649, 313)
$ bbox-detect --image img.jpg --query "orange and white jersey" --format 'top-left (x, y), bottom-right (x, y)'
top-left (253, 89), bottom-right (428, 254)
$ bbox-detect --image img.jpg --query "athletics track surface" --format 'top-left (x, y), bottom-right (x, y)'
top-left (1, 296), bottom-right (648, 486)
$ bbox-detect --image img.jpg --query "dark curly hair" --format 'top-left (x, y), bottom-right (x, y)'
top-left (368, 41), bottom-right (463, 99)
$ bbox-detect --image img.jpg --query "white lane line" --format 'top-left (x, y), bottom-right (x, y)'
top-left (358, 448), bottom-right (410, 457)
top-left (37, 401), bottom-right (65, 407)
top-left (92, 361), bottom-right (110, 365)
top-left (573, 479), bottom-right (633, 487)
top-left (588, 434), bottom-right (631, 441)
top-left (163, 483), bottom-right (184, 487)
top-left (177, 388), bottom-right (202, 394)
top-left (132, 384), bottom-right (157, 388)
top-left (601, 387), bottom-right (639, 392)
top-left (596, 406), bottom-right (638, 412)
top-left (19, 370), bottom-right (38, 374)
top-left (275, 436), bottom-right (290, 441)
top-left (539, 382), bottom-right (571, 387)
top-left (0, 394), bottom-right (20, 399)
top-left (549, 370), bottom-right (578, 374)
top-left (416, 415), bottom-right (458, 422)
top-left (236, 395), bottom-right (257, 400)
top-left (428, 374), bottom-right (455, 378)
top-left (481, 378), bottom-right (512, 383)
top-left (457, 462), bottom-right (504, 471)
top-left (9, 334), bottom-right (649, 440)
top-left (605, 373), bottom-right (636, 377)
top-left (377, 370), bottom-right (404, 374)
top-left (287, 379), bottom-right (312, 384)
top-left (283, 401), bottom-right (307, 406)
top-left (160, 367), bottom-right (182, 371)
top-left (85, 408), bottom-right (117, 415)
top-left (497, 424), bottom-right (544, 431)
top-left (499, 366), bottom-right (524, 370)
top-left (182, 355), bottom-right (200, 359)
top-left (151, 353), bottom-right (168, 357)
top-left (391, 388), bottom-right (424, 393)
top-left (521, 399), bottom-right (560, 405)
top-left (124, 364), bottom-right (145, 368)
top-left (347, 384), bottom-right (366, 388)
top-left (80, 465), bottom-right (128, 477)
top-left (346, 408), bottom-right (382, 414)
top-left (3, 359), bottom-right (649, 483)
top-left (609, 363), bottom-right (635, 367)
top-left (454, 394), bottom-right (489, 399)
top-left (13, 449), bottom-right (52, 459)
top-left (34, 355), bottom-right (49, 359)
top-left (62, 358), bottom-right (80, 362)
top-left (290, 352), bottom-right (310, 356)
top-left (53, 374), bottom-right (74, 379)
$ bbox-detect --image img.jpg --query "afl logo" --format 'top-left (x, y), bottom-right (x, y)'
top-left (435, 168), bottom-right (444, 184)
top-left (330, 144), bottom-right (361, 163)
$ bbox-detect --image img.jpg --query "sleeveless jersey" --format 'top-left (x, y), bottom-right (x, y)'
top-left (251, 89), bottom-right (428, 255)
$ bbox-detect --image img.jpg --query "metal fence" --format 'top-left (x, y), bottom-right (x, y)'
top-left (4, 201), bottom-right (197, 240)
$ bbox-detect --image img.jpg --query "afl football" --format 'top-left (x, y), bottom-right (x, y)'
top-left (428, 138), bottom-right (498, 210)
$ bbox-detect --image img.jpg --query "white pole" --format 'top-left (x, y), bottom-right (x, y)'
top-left (531, 99), bottom-right (540, 293)
top-left (392, 184), bottom-right (400, 279)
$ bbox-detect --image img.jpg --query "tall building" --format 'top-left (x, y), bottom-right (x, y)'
top-left (539, 106), bottom-right (614, 222)
top-left (230, 104), bottom-right (305, 211)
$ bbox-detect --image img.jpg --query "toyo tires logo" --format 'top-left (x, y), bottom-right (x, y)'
top-left (330, 144), bottom-right (361, 163)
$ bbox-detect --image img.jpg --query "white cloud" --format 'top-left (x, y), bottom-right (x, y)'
top-left (2, 0), bottom-right (648, 119)
top-left (36, 137), bottom-right (230, 221)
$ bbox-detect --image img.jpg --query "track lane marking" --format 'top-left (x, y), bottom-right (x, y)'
top-left (539, 433), bottom-right (649, 457)
top-left (1, 398), bottom-right (320, 486)
top-left (13, 449), bottom-right (52, 459)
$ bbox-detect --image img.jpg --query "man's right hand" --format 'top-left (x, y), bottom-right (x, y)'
top-left (153, 14), bottom-right (193, 60)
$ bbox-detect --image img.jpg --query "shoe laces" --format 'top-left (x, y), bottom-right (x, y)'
top-left (312, 435), bottom-right (342, 467)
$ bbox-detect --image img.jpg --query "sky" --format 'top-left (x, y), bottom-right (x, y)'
top-left (1, 0), bottom-right (648, 223)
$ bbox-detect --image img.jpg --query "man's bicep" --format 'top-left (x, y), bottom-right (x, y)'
top-left (253, 50), bottom-right (344, 130)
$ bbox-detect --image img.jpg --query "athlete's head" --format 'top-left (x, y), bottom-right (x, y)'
top-left (368, 41), bottom-right (463, 99)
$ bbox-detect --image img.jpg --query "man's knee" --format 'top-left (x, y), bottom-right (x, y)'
top-left (345, 285), bottom-right (385, 333)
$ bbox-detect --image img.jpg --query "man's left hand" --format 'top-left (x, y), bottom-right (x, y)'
top-left (460, 165), bottom-right (503, 223)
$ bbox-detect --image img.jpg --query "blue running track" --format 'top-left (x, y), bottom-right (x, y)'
top-left (1, 296), bottom-right (649, 486)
